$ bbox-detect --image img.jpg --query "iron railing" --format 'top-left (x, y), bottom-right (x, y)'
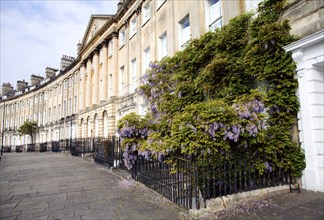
top-left (40, 142), bottom-right (48, 152)
top-left (93, 136), bottom-right (122, 167)
top-left (27, 144), bottom-right (35, 152)
top-left (133, 155), bottom-right (196, 209)
top-left (194, 150), bottom-right (290, 209)
top-left (70, 138), bottom-right (94, 156)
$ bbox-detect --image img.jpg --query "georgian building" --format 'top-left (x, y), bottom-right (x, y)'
top-left (0, 0), bottom-right (323, 191)
top-left (1, 0), bottom-right (259, 148)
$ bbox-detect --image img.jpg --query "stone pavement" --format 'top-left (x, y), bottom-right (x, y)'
top-left (1, 152), bottom-right (323, 220)
top-left (198, 189), bottom-right (324, 220)
top-left (0, 152), bottom-right (188, 220)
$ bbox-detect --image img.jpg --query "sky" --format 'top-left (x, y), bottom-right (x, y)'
top-left (0, 0), bottom-right (118, 90)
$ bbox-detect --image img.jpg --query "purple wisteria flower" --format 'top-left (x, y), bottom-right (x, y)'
top-left (246, 123), bottom-right (258, 136)
top-left (185, 123), bottom-right (197, 134)
top-left (264, 162), bottom-right (273, 172)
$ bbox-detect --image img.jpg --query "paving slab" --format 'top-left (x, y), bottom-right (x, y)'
top-left (198, 189), bottom-right (324, 220)
top-left (0, 152), bottom-right (189, 220)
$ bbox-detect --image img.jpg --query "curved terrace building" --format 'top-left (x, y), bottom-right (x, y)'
top-left (1, 0), bottom-right (255, 148)
top-left (0, 0), bottom-right (323, 192)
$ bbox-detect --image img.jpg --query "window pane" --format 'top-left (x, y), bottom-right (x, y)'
top-left (180, 16), bottom-right (190, 48)
top-left (160, 33), bottom-right (167, 59)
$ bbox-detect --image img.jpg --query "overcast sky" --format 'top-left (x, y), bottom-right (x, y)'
top-left (0, 0), bottom-right (118, 89)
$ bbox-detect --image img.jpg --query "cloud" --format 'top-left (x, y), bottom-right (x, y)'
top-left (0, 0), bottom-right (118, 89)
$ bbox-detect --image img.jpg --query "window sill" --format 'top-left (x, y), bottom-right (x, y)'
top-left (142, 18), bottom-right (150, 27)
top-left (156, 1), bottom-right (166, 11)
top-left (129, 32), bottom-right (136, 40)
top-left (119, 44), bottom-right (125, 50)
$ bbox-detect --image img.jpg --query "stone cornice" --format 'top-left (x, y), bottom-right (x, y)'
top-left (284, 29), bottom-right (324, 52)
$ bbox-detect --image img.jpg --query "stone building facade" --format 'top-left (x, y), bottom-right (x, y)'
top-left (0, 0), bottom-right (323, 191)
top-left (1, 0), bottom-right (260, 148)
top-left (283, 0), bottom-right (324, 192)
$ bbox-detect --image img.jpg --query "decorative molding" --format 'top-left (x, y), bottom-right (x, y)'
top-left (136, 5), bottom-right (142, 15)
top-left (112, 31), bottom-right (119, 39)
top-left (284, 29), bottom-right (324, 52)
top-left (124, 18), bottom-right (130, 28)
top-left (292, 50), bottom-right (305, 72)
top-left (101, 40), bottom-right (108, 48)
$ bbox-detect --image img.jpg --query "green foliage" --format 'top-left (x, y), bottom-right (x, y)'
top-left (118, 0), bottom-right (305, 176)
top-left (18, 120), bottom-right (38, 144)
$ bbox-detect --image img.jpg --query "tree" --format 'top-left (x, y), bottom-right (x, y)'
top-left (18, 120), bottom-right (38, 144)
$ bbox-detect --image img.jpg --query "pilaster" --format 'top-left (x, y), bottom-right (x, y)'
top-left (101, 42), bottom-right (108, 102)
top-left (92, 49), bottom-right (99, 105)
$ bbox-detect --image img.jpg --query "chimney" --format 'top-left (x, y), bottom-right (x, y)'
top-left (77, 42), bottom-right (81, 56)
top-left (30, 75), bottom-right (44, 86)
top-left (60, 55), bottom-right (75, 71)
top-left (117, 0), bottom-right (123, 11)
top-left (16, 80), bottom-right (28, 91)
top-left (45, 67), bottom-right (58, 79)
top-left (2, 83), bottom-right (13, 96)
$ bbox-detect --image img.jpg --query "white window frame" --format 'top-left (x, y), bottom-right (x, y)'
top-left (142, 2), bottom-right (151, 25)
top-left (119, 66), bottom-right (125, 96)
top-left (205, 0), bottom-right (223, 31)
top-left (157, 0), bottom-right (166, 10)
top-left (159, 32), bottom-right (167, 60)
top-left (245, 0), bottom-right (262, 11)
top-left (108, 40), bottom-right (113, 57)
top-left (74, 96), bottom-right (77, 114)
top-left (119, 29), bottom-right (125, 48)
top-left (99, 48), bottom-right (103, 64)
top-left (130, 59), bottom-right (137, 93)
top-left (179, 15), bottom-right (191, 49)
top-left (64, 80), bottom-right (68, 89)
top-left (143, 47), bottom-right (151, 72)
top-left (130, 17), bottom-right (137, 38)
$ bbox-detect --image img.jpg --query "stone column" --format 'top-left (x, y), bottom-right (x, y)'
top-left (79, 62), bottom-right (86, 110)
top-left (92, 49), bottom-right (99, 105)
top-left (112, 34), bottom-right (119, 97)
top-left (86, 58), bottom-right (92, 108)
top-left (101, 42), bottom-right (108, 102)
top-left (125, 22), bottom-right (130, 95)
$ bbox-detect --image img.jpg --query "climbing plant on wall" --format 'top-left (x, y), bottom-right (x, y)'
top-left (117, 0), bottom-right (305, 177)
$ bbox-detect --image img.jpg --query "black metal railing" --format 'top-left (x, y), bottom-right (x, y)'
top-left (194, 149), bottom-right (291, 209)
top-left (27, 144), bottom-right (35, 152)
top-left (133, 155), bottom-right (196, 210)
top-left (70, 138), bottom-right (94, 156)
top-left (40, 142), bottom-right (48, 152)
top-left (51, 141), bottom-right (60, 152)
top-left (3, 146), bottom-right (11, 152)
top-left (93, 136), bottom-right (123, 167)
top-left (128, 149), bottom-right (291, 210)
top-left (15, 145), bottom-right (23, 152)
